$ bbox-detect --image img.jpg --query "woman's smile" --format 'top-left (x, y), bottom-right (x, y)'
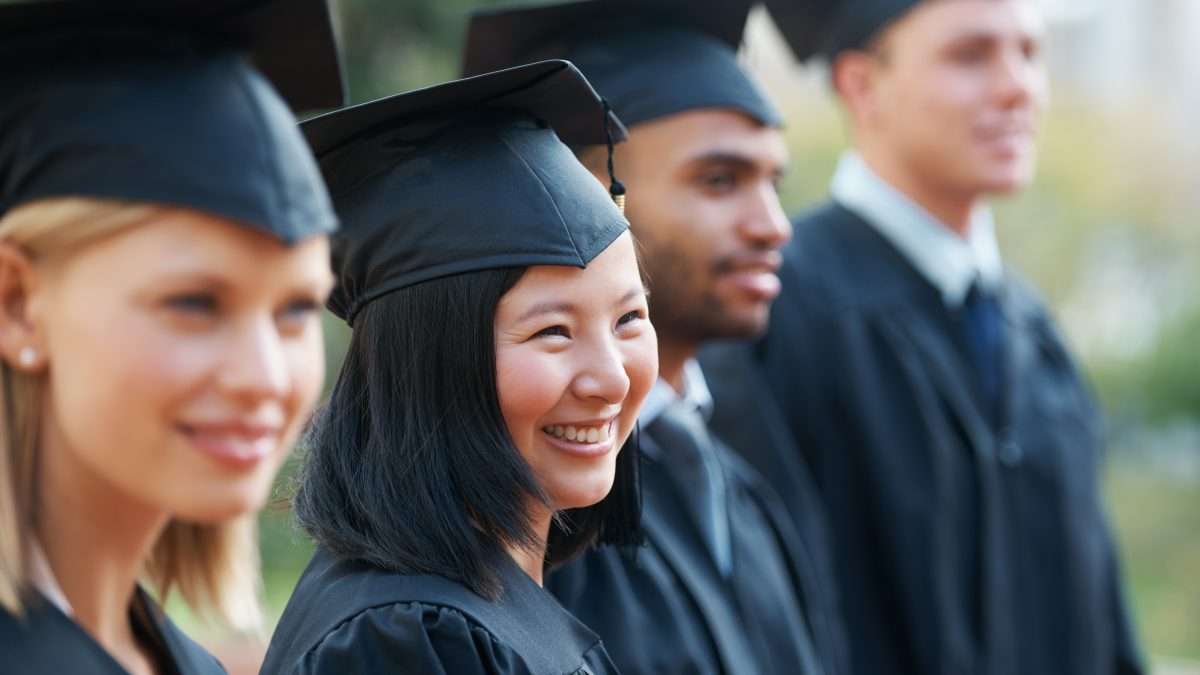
top-left (540, 416), bottom-right (619, 457)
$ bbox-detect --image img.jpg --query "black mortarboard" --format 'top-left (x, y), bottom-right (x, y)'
top-left (0, 0), bottom-right (342, 244)
top-left (765, 0), bottom-right (922, 62)
top-left (2, 0), bottom-right (345, 112)
top-left (303, 60), bottom-right (631, 324)
top-left (462, 0), bottom-right (782, 129)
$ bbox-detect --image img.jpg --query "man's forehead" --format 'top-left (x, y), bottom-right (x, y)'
top-left (629, 108), bottom-right (787, 162)
top-left (900, 0), bottom-right (1046, 40)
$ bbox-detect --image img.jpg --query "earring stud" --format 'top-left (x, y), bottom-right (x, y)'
top-left (17, 346), bottom-right (36, 368)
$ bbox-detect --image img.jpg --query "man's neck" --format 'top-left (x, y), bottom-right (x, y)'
top-left (857, 146), bottom-right (980, 238)
top-left (656, 335), bottom-right (698, 395)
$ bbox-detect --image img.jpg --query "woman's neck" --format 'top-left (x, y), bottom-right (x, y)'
top-left (505, 504), bottom-right (554, 586)
top-left (36, 427), bottom-right (170, 674)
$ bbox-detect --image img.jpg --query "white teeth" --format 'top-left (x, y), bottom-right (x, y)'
top-left (542, 422), bottom-right (614, 443)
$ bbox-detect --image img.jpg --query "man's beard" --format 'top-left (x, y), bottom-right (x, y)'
top-left (644, 248), bottom-right (766, 344)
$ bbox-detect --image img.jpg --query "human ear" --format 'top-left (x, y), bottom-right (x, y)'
top-left (0, 243), bottom-right (47, 372)
top-left (832, 51), bottom-right (880, 129)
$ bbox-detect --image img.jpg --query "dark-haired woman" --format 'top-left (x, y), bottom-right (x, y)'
top-left (260, 61), bottom-right (657, 675)
top-left (0, 2), bottom-right (341, 674)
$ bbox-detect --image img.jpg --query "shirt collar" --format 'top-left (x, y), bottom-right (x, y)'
top-left (639, 359), bottom-right (714, 427)
top-left (30, 540), bottom-right (74, 616)
top-left (830, 151), bottom-right (1004, 307)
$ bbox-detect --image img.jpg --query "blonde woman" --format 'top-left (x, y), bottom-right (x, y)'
top-left (0, 2), bottom-right (341, 673)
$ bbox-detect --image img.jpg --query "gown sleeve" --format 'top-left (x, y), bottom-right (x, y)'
top-left (289, 602), bottom-right (535, 675)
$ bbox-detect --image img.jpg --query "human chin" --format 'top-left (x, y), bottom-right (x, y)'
top-left (163, 432), bottom-right (288, 522)
top-left (976, 148), bottom-right (1038, 194)
top-left (708, 291), bottom-right (772, 339)
top-left (542, 451), bottom-right (619, 511)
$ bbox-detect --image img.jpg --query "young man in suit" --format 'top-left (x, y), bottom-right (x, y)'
top-left (707, 1), bottom-right (1145, 673)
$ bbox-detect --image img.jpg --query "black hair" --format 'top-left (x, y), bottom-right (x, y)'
top-left (294, 267), bottom-right (642, 599)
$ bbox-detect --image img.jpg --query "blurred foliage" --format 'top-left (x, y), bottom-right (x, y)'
top-left (1107, 464), bottom-right (1200, 660)
top-left (334, 0), bottom-right (562, 102)
top-left (243, 0), bottom-right (1200, 664)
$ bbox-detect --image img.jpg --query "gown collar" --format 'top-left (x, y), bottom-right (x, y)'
top-left (30, 540), bottom-right (74, 616)
top-left (830, 151), bottom-right (1003, 308)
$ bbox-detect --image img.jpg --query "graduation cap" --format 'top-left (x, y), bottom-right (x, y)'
top-left (0, 0), bottom-right (342, 244)
top-left (462, 0), bottom-right (781, 129)
top-left (0, 0), bottom-right (344, 112)
top-left (765, 0), bottom-right (922, 62)
top-left (302, 60), bottom-right (631, 324)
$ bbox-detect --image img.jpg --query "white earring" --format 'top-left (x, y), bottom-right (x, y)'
top-left (17, 346), bottom-right (36, 368)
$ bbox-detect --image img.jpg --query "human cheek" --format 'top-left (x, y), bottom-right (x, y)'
top-left (280, 329), bottom-right (327, 447)
top-left (496, 346), bottom-right (567, 458)
top-left (617, 330), bottom-right (658, 444)
top-left (50, 314), bottom-right (216, 491)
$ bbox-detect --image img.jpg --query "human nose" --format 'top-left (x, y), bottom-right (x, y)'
top-left (995, 45), bottom-right (1045, 110)
top-left (218, 314), bottom-right (290, 403)
top-left (739, 184), bottom-right (792, 250)
top-left (570, 336), bottom-right (632, 406)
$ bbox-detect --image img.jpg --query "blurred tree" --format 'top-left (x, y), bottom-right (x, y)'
top-left (334, 0), bottom-right (561, 101)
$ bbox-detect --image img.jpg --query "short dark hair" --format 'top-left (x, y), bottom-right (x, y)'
top-left (294, 267), bottom-right (642, 599)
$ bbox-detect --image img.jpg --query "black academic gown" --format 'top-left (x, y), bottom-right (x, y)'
top-left (546, 422), bottom-right (825, 675)
top-left (749, 201), bottom-right (1145, 675)
top-left (260, 547), bottom-right (617, 675)
top-left (0, 588), bottom-right (225, 674)
top-left (699, 342), bottom-right (849, 675)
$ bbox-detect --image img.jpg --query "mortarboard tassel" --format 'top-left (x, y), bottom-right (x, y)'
top-left (603, 99), bottom-right (627, 215)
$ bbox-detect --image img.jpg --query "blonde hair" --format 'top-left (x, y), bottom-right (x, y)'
top-left (0, 197), bottom-right (263, 630)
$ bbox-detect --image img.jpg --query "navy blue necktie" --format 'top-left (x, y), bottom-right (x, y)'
top-left (962, 282), bottom-right (1007, 417)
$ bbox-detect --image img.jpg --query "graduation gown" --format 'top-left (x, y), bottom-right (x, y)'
top-left (546, 423), bottom-right (825, 675)
top-left (0, 588), bottom-right (225, 674)
top-left (750, 201), bottom-right (1144, 675)
top-left (699, 341), bottom-right (849, 675)
top-left (260, 547), bottom-right (617, 675)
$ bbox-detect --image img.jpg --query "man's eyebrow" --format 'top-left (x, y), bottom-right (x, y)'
top-left (682, 151), bottom-right (759, 170)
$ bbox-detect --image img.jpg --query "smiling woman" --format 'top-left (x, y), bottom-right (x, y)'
top-left (296, 232), bottom-right (653, 596)
top-left (260, 62), bottom-right (658, 675)
top-left (0, 196), bottom-right (332, 616)
top-left (0, 2), bottom-right (342, 673)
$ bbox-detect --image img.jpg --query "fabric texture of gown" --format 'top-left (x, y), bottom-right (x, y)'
top-left (699, 341), bottom-right (848, 675)
top-left (0, 588), bottom-right (225, 674)
top-left (260, 546), bottom-right (617, 675)
top-left (746, 200), bottom-right (1144, 675)
top-left (546, 416), bottom-right (827, 675)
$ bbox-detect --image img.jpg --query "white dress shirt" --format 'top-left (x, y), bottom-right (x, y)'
top-left (830, 151), bottom-right (1004, 307)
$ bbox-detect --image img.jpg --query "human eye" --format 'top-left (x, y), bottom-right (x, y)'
top-left (276, 296), bottom-right (323, 335)
top-left (1020, 37), bottom-right (1041, 63)
top-left (697, 170), bottom-right (738, 194)
top-left (164, 292), bottom-right (218, 315)
top-left (534, 325), bottom-right (571, 340)
top-left (947, 40), bottom-right (990, 65)
top-left (617, 309), bottom-right (646, 327)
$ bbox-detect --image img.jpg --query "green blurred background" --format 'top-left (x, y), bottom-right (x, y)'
top-left (195, 1), bottom-right (1200, 671)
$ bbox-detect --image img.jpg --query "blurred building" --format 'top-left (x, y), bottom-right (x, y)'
top-left (1047, 0), bottom-right (1200, 149)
